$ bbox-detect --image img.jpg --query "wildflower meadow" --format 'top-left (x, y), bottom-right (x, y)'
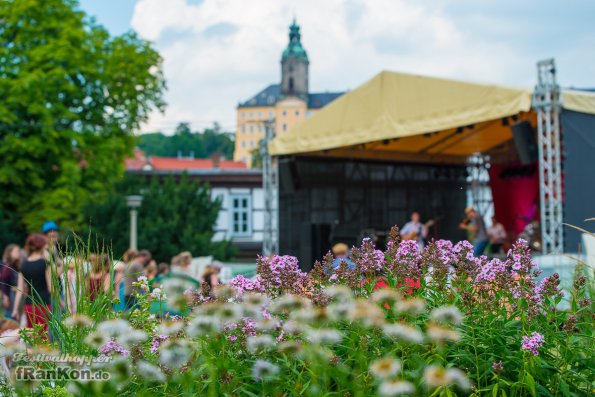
top-left (0, 227), bottom-right (592, 396)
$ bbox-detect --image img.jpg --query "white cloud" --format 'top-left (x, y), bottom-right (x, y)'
top-left (130, 0), bottom-right (595, 133)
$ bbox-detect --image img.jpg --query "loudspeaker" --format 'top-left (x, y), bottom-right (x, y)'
top-left (511, 121), bottom-right (538, 164)
top-left (279, 158), bottom-right (301, 194)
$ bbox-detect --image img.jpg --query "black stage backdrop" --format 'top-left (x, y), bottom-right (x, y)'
top-left (278, 156), bottom-right (468, 270)
top-left (562, 110), bottom-right (595, 252)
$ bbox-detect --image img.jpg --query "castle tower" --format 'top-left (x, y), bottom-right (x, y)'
top-left (281, 19), bottom-right (309, 98)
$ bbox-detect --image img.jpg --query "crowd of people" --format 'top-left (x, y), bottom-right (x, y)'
top-left (0, 221), bottom-right (223, 339)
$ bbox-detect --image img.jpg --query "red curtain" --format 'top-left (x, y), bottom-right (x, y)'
top-left (489, 163), bottom-right (539, 236)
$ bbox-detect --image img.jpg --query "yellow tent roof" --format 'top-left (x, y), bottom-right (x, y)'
top-left (270, 71), bottom-right (533, 157)
top-left (562, 90), bottom-right (595, 114)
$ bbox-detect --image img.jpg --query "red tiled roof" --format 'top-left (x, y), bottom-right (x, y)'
top-left (150, 157), bottom-right (247, 170)
top-left (124, 150), bottom-right (247, 171)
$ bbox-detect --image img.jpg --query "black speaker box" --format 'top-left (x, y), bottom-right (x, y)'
top-left (511, 121), bottom-right (538, 164)
top-left (279, 158), bottom-right (301, 194)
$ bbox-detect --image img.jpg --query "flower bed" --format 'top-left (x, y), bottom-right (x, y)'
top-left (0, 227), bottom-right (592, 396)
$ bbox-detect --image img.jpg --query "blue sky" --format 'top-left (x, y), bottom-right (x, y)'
top-left (78, 0), bottom-right (595, 133)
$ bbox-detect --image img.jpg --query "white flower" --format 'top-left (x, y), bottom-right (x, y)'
top-left (63, 314), bottom-right (92, 329)
top-left (158, 340), bottom-right (192, 368)
top-left (369, 357), bottom-right (402, 379)
top-left (277, 340), bottom-right (303, 356)
top-left (378, 380), bottom-right (416, 396)
top-left (150, 288), bottom-right (167, 301)
top-left (84, 330), bottom-right (109, 348)
top-left (426, 324), bottom-right (461, 343)
top-left (371, 289), bottom-right (401, 306)
top-left (156, 321), bottom-right (185, 336)
top-left (246, 334), bottom-right (276, 353)
top-left (162, 278), bottom-right (195, 299)
top-left (446, 367), bottom-right (472, 390)
top-left (119, 329), bottom-right (148, 346)
top-left (256, 318), bottom-right (278, 332)
top-left (270, 294), bottom-right (310, 313)
top-left (242, 292), bottom-right (270, 307)
top-left (136, 360), bottom-right (166, 383)
top-left (430, 306), bottom-right (464, 325)
top-left (251, 359), bottom-right (280, 382)
top-left (382, 323), bottom-right (424, 344)
top-left (137, 275), bottom-right (148, 283)
top-left (305, 328), bottom-right (343, 345)
top-left (327, 301), bottom-right (355, 322)
top-left (394, 298), bottom-right (426, 315)
top-left (97, 319), bottom-right (131, 338)
top-left (323, 285), bottom-right (353, 302)
top-left (216, 303), bottom-right (243, 322)
top-left (282, 320), bottom-right (304, 336)
top-left (186, 315), bottom-right (222, 337)
top-left (348, 300), bottom-right (385, 327)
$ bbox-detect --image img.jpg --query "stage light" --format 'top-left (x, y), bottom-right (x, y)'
top-left (501, 117), bottom-right (509, 126)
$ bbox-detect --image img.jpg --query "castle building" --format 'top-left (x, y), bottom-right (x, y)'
top-left (234, 19), bottom-right (344, 166)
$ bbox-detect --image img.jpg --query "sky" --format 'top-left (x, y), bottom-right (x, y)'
top-left (78, 0), bottom-right (595, 134)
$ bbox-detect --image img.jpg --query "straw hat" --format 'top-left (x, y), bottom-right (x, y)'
top-left (332, 243), bottom-right (349, 256)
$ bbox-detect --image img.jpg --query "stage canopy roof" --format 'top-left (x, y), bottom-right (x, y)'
top-left (269, 71), bottom-right (595, 164)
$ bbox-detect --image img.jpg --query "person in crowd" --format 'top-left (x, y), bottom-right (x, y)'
top-left (171, 251), bottom-right (193, 277)
top-left (488, 216), bottom-right (507, 254)
top-left (63, 256), bottom-right (84, 313)
top-left (201, 264), bottom-right (221, 292)
top-left (113, 260), bottom-right (126, 312)
top-left (88, 254), bottom-right (110, 303)
top-left (12, 234), bottom-right (52, 335)
top-left (123, 249), bottom-right (151, 310)
top-left (400, 211), bottom-right (433, 249)
top-left (459, 207), bottom-right (489, 256)
top-left (145, 260), bottom-right (158, 281)
top-left (41, 221), bottom-right (63, 271)
top-left (0, 245), bottom-right (22, 319)
top-left (157, 262), bottom-right (170, 277)
top-left (331, 243), bottom-right (355, 269)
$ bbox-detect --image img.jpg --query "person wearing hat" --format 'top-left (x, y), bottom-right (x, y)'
top-left (41, 221), bottom-right (63, 265)
top-left (459, 207), bottom-right (488, 256)
top-left (331, 243), bottom-right (355, 270)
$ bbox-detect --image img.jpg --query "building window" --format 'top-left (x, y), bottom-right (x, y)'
top-left (258, 111), bottom-right (262, 118)
top-left (295, 110), bottom-right (300, 116)
top-left (241, 112), bottom-right (245, 118)
top-left (283, 124), bottom-right (287, 132)
top-left (230, 194), bottom-right (251, 237)
top-left (269, 111), bottom-right (274, 118)
top-left (282, 110), bottom-right (287, 117)
top-left (241, 125), bottom-right (246, 133)
top-left (289, 77), bottom-right (294, 91)
top-left (242, 141), bottom-right (246, 148)
top-left (249, 125), bottom-right (254, 133)
top-left (250, 140), bottom-right (254, 148)
top-left (249, 112), bottom-right (253, 118)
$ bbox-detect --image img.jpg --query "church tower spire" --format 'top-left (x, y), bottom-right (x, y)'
top-left (281, 19), bottom-right (309, 98)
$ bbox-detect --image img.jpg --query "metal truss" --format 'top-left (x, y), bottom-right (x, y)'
top-left (533, 59), bottom-right (564, 254)
top-left (260, 119), bottom-right (279, 256)
top-left (466, 153), bottom-right (493, 217)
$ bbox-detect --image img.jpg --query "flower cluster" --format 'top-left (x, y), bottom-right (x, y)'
top-left (256, 255), bottom-right (308, 296)
top-left (521, 332), bottom-right (545, 356)
top-left (229, 275), bottom-right (265, 297)
top-left (351, 238), bottom-right (385, 276)
top-left (98, 340), bottom-right (130, 357)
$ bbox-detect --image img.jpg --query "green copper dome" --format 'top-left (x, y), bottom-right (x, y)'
top-left (281, 19), bottom-right (309, 62)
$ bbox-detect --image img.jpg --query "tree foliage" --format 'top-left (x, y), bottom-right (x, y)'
top-left (0, 0), bottom-right (166, 234)
top-left (138, 122), bottom-right (234, 160)
top-left (82, 175), bottom-right (235, 262)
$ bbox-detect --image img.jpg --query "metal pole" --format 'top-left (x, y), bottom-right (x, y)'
top-left (130, 208), bottom-right (138, 250)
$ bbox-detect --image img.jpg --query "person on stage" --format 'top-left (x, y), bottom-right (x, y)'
top-left (459, 207), bottom-right (489, 256)
top-left (400, 211), bottom-right (431, 249)
top-left (487, 216), bottom-right (507, 254)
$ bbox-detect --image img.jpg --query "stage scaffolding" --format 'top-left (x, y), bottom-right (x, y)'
top-left (533, 59), bottom-right (564, 254)
top-left (261, 119), bottom-right (279, 257)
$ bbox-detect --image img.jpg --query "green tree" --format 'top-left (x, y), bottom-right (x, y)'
top-left (82, 175), bottom-right (235, 262)
top-left (0, 0), bottom-right (166, 234)
top-left (138, 122), bottom-right (234, 160)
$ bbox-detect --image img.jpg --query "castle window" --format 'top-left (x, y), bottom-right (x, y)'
top-left (295, 110), bottom-right (300, 116)
top-left (289, 77), bottom-right (294, 92)
top-left (241, 125), bottom-right (246, 133)
top-left (283, 124), bottom-right (287, 132)
top-left (249, 125), bottom-right (254, 133)
top-left (282, 110), bottom-right (287, 117)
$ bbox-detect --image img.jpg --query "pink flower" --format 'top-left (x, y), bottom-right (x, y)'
top-left (98, 340), bottom-right (130, 357)
top-left (521, 332), bottom-right (545, 356)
